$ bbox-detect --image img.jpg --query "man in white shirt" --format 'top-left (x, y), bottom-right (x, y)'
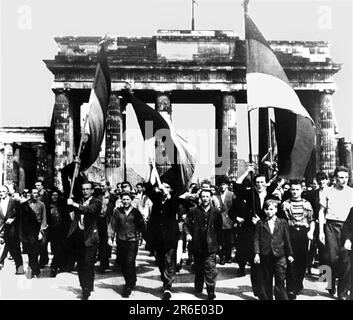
top-left (319, 166), bottom-right (353, 299)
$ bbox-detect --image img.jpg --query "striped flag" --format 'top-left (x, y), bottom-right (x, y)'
top-left (245, 12), bottom-right (316, 179)
top-left (80, 43), bottom-right (111, 171)
top-left (126, 93), bottom-right (196, 195)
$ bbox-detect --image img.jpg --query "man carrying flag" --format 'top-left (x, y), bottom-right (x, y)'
top-left (65, 39), bottom-right (111, 300)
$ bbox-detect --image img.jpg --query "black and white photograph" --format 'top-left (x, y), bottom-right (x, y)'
top-left (0, 0), bottom-right (352, 304)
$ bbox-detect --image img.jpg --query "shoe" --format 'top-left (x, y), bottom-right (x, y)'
top-left (219, 258), bottom-right (225, 265)
top-left (163, 290), bottom-right (172, 300)
top-left (226, 259), bottom-right (232, 264)
top-left (208, 292), bottom-right (216, 300)
top-left (288, 292), bottom-right (297, 300)
top-left (327, 288), bottom-right (336, 296)
top-left (195, 287), bottom-right (203, 295)
top-left (122, 286), bottom-right (132, 298)
top-left (81, 289), bottom-right (91, 300)
top-left (50, 269), bottom-right (57, 278)
top-left (176, 263), bottom-right (182, 272)
top-left (31, 273), bottom-right (40, 279)
top-left (237, 269), bottom-right (246, 277)
top-left (0, 263), bottom-right (3, 270)
top-left (15, 265), bottom-right (25, 275)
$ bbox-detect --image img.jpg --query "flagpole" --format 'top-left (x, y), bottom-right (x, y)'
top-left (268, 108), bottom-right (273, 178)
top-left (244, 0), bottom-right (256, 218)
top-left (68, 113), bottom-right (89, 199)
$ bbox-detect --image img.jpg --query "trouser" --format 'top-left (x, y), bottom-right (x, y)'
top-left (260, 253), bottom-right (288, 300)
top-left (236, 226), bottom-right (254, 269)
top-left (287, 226), bottom-right (309, 294)
top-left (193, 252), bottom-right (217, 294)
top-left (155, 247), bottom-right (176, 291)
top-left (0, 237), bottom-right (23, 269)
top-left (71, 231), bottom-right (97, 292)
top-left (219, 229), bottom-right (233, 261)
top-left (26, 241), bottom-right (40, 275)
top-left (50, 230), bottom-right (65, 271)
top-left (97, 217), bottom-right (110, 269)
top-left (39, 240), bottom-right (49, 266)
top-left (324, 220), bottom-right (351, 297)
top-left (117, 240), bottom-right (138, 288)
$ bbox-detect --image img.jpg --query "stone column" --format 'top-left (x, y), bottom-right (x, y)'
top-left (318, 90), bottom-right (336, 175)
top-left (35, 144), bottom-right (49, 185)
top-left (3, 143), bottom-right (14, 186)
top-left (215, 94), bottom-right (237, 184)
top-left (52, 91), bottom-right (74, 190)
top-left (105, 93), bottom-right (124, 187)
top-left (155, 93), bottom-right (172, 176)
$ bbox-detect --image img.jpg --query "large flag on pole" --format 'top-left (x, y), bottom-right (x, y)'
top-left (245, 11), bottom-right (316, 179)
top-left (124, 92), bottom-right (196, 195)
top-left (80, 43), bottom-right (111, 171)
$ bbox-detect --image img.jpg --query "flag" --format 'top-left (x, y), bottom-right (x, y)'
top-left (80, 43), bottom-right (111, 171)
top-left (125, 92), bottom-right (196, 195)
top-left (245, 12), bottom-right (316, 179)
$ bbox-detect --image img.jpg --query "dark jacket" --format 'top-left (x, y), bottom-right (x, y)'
top-left (233, 181), bottom-right (281, 224)
top-left (184, 205), bottom-right (222, 254)
top-left (216, 190), bottom-right (236, 230)
top-left (18, 200), bottom-right (41, 244)
top-left (254, 217), bottom-right (293, 258)
top-left (143, 182), bottom-right (179, 250)
top-left (67, 197), bottom-right (101, 247)
top-left (342, 207), bottom-right (353, 243)
top-left (112, 207), bottom-right (146, 242)
top-left (0, 197), bottom-right (19, 240)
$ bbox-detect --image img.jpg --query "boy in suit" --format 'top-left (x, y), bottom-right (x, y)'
top-left (254, 199), bottom-right (294, 300)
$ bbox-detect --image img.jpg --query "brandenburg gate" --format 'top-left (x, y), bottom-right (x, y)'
top-left (44, 30), bottom-right (341, 187)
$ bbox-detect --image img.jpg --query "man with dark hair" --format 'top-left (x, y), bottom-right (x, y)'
top-left (35, 180), bottom-right (50, 268)
top-left (184, 189), bottom-right (223, 300)
top-left (143, 162), bottom-right (179, 300)
top-left (233, 164), bottom-right (280, 294)
top-left (111, 191), bottom-right (146, 298)
top-left (0, 185), bottom-right (24, 274)
top-left (282, 180), bottom-right (314, 299)
top-left (319, 166), bottom-right (353, 299)
top-left (19, 188), bottom-right (47, 278)
top-left (216, 180), bottom-right (236, 265)
top-left (67, 181), bottom-right (102, 300)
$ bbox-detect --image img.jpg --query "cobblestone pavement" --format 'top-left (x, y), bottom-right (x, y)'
top-left (0, 246), bottom-right (335, 300)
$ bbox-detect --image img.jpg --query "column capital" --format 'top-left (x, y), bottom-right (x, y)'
top-left (319, 89), bottom-right (335, 95)
top-left (155, 93), bottom-right (172, 114)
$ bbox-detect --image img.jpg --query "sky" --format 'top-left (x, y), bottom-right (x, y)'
top-left (0, 0), bottom-right (352, 179)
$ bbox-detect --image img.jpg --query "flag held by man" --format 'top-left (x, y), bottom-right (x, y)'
top-left (245, 11), bottom-right (316, 180)
top-left (80, 42), bottom-right (111, 171)
top-left (122, 90), bottom-right (196, 195)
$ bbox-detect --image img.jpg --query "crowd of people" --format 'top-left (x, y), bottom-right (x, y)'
top-left (0, 163), bottom-right (353, 301)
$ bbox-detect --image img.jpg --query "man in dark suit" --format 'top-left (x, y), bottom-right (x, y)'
top-left (233, 164), bottom-right (280, 285)
top-left (184, 189), bottom-right (223, 300)
top-left (216, 180), bottom-right (236, 265)
top-left (67, 181), bottom-right (102, 300)
top-left (254, 199), bottom-right (294, 300)
top-left (143, 162), bottom-right (179, 300)
top-left (0, 185), bottom-right (24, 274)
